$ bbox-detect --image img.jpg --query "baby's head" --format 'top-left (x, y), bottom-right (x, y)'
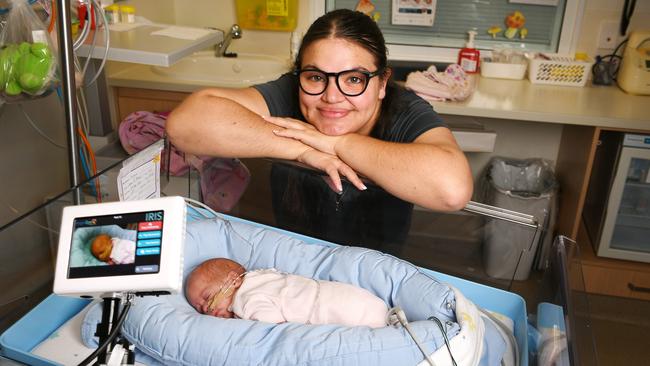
top-left (185, 258), bottom-right (245, 318)
top-left (91, 234), bottom-right (113, 263)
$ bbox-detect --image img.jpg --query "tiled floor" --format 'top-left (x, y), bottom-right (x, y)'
top-left (582, 294), bottom-right (650, 365)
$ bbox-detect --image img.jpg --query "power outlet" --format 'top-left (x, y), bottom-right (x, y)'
top-left (597, 21), bottom-right (620, 49)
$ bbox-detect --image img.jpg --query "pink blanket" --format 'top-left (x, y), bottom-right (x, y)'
top-left (118, 111), bottom-right (250, 212)
top-left (404, 64), bottom-right (475, 102)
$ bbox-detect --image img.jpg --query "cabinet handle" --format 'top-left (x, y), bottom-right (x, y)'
top-left (628, 283), bottom-right (650, 293)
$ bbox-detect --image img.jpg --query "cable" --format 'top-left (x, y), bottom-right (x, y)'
top-left (84, 0), bottom-right (110, 88)
top-left (18, 103), bottom-right (66, 148)
top-left (73, 0), bottom-right (92, 50)
top-left (77, 296), bottom-right (133, 366)
top-left (184, 197), bottom-right (219, 219)
top-left (620, 0), bottom-right (636, 37)
top-left (78, 145), bottom-right (96, 197)
top-left (427, 316), bottom-right (458, 366)
top-left (595, 38), bottom-right (628, 82)
top-left (0, 197), bottom-right (60, 234)
top-left (183, 197), bottom-right (256, 266)
top-left (47, 0), bottom-right (56, 33)
top-left (77, 126), bottom-right (102, 201)
top-left (79, 9), bottom-right (98, 83)
top-left (387, 307), bottom-right (436, 366)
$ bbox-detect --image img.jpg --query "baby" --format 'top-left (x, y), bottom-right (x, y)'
top-left (185, 258), bottom-right (389, 328)
top-left (90, 234), bottom-right (136, 265)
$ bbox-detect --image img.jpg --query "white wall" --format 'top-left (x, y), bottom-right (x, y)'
top-left (577, 0), bottom-right (650, 58)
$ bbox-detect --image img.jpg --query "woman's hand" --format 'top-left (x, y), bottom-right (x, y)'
top-left (264, 116), bottom-right (340, 156)
top-left (296, 149), bottom-right (367, 192)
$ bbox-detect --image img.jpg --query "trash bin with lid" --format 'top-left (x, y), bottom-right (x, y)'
top-left (481, 157), bottom-right (558, 280)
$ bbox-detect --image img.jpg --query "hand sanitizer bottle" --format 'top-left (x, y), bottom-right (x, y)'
top-left (458, 30), bottom-right (480, 74)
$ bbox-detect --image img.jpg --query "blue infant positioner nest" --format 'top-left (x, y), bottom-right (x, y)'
top-left (0, 214), bottom-right (528, 366)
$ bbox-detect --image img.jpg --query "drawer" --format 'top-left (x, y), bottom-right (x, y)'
top-left (582, 264), bottom-right (650, 301)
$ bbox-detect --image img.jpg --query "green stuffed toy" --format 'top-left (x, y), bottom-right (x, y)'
top-left (0, 41), bottom-right (53, 96)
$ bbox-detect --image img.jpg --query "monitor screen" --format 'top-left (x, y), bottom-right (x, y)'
top-left (54, 196), bottom-right (186, 297)
top-left (68, 210), bottom-right (165, 279)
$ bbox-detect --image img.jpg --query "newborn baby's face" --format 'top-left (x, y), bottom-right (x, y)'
top-left (186, 274), bottom-right (237, 318)
top-left (91, 234), bottom-right (113, 262)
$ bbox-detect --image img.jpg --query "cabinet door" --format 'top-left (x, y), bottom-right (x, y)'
top-left (598, 146), bottom-right (650, 263)
top-left (115, 88), bottom-right (189, 122)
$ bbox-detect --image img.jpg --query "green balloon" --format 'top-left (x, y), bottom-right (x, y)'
top-left (0, 42), bottom-right (54, 96)
top-left (16, 53), bottom-right (52, 93)
top-left (31, 42), bottom-right (51, 59)
top-left (5, 80), bottom-right (22, 95)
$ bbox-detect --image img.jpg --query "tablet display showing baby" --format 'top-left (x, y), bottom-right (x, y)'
top-left (69, 224), bottom-right (137, 267)
top-left (90, 233), bottom-right (136, 265)
top-left (185, 258), bottom-right (389, 328)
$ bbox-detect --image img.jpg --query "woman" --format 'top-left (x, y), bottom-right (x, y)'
top-left (167, 9), bottom-right (472, 246)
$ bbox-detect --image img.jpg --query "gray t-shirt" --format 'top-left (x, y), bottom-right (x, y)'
top-left (253, 73), bottom-right (445, 142)
top-left (252, 73), bottom-right (446, 250)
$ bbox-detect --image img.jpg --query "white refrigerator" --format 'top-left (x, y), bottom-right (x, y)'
top-left (586, 134), bottom-right (650, 263)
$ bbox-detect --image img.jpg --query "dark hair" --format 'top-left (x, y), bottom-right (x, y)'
top-left (295, 8), bottom-right (400, 138)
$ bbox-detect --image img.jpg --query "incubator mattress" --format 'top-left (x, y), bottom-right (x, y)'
top-left (78, 216), bottom-right (509, 366)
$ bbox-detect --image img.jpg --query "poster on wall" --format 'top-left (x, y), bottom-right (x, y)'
top-left (391, 0), bottom-right (437, 26)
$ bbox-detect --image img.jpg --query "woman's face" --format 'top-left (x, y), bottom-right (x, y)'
top-left (299, 38), bottom-right (387, 136)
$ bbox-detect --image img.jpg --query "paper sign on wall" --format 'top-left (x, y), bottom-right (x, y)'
top-left (391, 0), bottom-right (437, 26)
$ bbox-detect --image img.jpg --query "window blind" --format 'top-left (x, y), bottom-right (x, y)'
top-left (326, 0), bottom-right (567, 52)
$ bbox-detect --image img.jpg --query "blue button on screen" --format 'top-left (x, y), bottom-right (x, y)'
top-left (138, 231), bottom-right (162, 239)
top-left (138, 239), bottom-right (161, 247)
top-left (137, 247), bottom-right (160, 256)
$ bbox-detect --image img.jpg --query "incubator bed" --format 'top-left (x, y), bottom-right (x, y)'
top-left (0, 154), bottom-right (595, 365)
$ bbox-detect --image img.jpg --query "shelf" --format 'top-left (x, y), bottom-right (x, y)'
top-left (77, 24), bottom-right (223, 67)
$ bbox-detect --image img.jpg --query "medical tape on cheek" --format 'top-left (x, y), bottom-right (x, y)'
top-left (207, 271), bottom-right (247, 312)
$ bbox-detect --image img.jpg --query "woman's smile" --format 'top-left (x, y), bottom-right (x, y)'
top-left (318, 107), bottom-right (350, 119)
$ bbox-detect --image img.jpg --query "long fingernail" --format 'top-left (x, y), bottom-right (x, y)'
top-left (360, 184), bottom-right (367, 190)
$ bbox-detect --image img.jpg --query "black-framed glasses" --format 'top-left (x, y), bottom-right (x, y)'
top-left (294, 68), bottom-right (384, 97)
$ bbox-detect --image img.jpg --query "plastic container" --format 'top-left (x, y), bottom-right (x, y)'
top-left (120, 5), bottom-right (135, 24)
top-left (458, 30), bottom-right (480, 73)
top-left (77, 1), bottom-right (96, 30)
top-left (105, 4), bottom-right (120, 24)
top-left (528, 53), bottom-right (594, 87)
top-left (235, 0), bottom-right (298, 31)
top-left (481, 59), bottom-right (527, 80)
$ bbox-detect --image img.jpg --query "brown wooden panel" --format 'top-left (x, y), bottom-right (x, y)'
top-left (115, 87), bottom-right (190, 122)
top-left (577, 219), bottom-right (650, 299)
top-left (555, 125), bottom-right (599, 239)
top-left (582, 264), bottom-right (650, 300)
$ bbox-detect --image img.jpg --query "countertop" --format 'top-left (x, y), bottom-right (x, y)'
top-left (107, 62), bottom-right (650, 131)
top-left (432, 77), bottom-right (650, 131)
top-left (79, 24), bottom-right (223, 67)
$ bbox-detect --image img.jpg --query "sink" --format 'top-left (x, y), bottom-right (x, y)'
top-left (151, 51), bottom-right (290, 87)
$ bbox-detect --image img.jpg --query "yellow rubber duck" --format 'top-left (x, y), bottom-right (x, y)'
top-left (487, 26), bottom-right (502, 39)
top-left (504, 11), bottom-right (526, 39)
top-left (520, 28), bottom-right (528, 39)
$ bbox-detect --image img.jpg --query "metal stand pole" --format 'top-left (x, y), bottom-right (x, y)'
top-left (95, 297), bottom-right (135, 365)
top-left (55, 0), bottom-right (81, 204)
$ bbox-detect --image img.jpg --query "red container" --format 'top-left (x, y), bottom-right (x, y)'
top-left (78, 2), bottom-right (96, 30)
top-left (458, 47), bottom-right (480, 74)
